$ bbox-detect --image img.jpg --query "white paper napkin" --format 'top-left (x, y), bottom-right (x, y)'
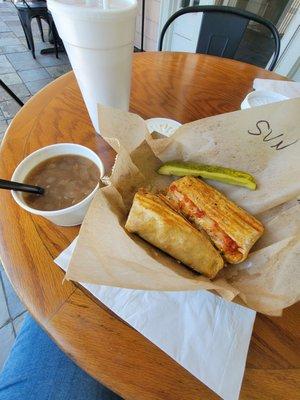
top-left (55, 240), bottom-right (256, 400)
top-left (253, 78), bottom-right (300, 98)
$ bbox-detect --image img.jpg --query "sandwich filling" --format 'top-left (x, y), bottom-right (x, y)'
top-left (168, 184), bottom-right (242, 259)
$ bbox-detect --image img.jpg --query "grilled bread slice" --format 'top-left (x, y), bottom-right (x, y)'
top-left (167, 177), bottom-right (264, 264)
top-left (125, 191), bottom-right (224, 278)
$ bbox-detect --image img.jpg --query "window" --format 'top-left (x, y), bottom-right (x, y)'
top-left (181, 1), bottom-right (200, 7)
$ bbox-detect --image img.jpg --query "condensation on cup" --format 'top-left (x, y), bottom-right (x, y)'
top-left (48, 0), bottom-right (137, 133)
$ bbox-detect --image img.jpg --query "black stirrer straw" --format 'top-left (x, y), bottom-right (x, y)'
top-left (0, 179), bottom-right (44, 195)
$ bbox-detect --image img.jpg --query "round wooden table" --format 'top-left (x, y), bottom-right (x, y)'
top-left (0, 52), bottom-right (299, 400)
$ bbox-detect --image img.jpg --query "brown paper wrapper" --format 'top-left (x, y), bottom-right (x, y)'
top-left (66, 99), bottom-right (300, 316)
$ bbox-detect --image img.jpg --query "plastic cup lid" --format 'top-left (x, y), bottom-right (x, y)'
top-left (48, 0), bottom-right (137, 20)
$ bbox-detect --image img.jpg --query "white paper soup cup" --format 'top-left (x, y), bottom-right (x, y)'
top-left (11, 143), bottom-right (105, 226)
top-left (241, 90), bottom-right (288, 109)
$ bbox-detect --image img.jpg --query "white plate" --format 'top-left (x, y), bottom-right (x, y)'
top-left (241, 90), bottom-right (288, 109)
top-left (146, 117), bottom-right (182, 137)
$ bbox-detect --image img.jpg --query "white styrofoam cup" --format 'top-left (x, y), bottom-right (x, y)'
top-left (48, 0), bottom-right (137, 133)
top-left (241, 90), bottom-right (288, 109)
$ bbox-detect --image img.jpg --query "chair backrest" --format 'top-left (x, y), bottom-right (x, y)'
top-left (11, 0), bottom-right (47, 9)
top-left (11, 0), bottom-right (31, 9)
top-left (158, 5), bottom-right (280, 71)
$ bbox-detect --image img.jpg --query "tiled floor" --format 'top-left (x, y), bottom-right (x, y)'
top-left (0, 0), bottom-right (72, 370)
top-left (0, 264), bottom-right (26, 369)
top-left (0, 0), bottom-right (72, 142)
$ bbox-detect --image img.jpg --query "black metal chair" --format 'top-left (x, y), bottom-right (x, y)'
top-left (158, 5), bottom-right (280, 71)
top-left (12, 0), bottom-right (59, 59)
top-left (0, 80), bottom-right (24, 107)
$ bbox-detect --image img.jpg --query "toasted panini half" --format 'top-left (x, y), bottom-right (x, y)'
top-left (125, 191), bottom-right (224, 278)
top-left (167, 176), bottom-right (264, 264)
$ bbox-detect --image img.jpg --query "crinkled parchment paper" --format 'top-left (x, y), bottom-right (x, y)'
top-left (66, 99), bottom-right (300, 315)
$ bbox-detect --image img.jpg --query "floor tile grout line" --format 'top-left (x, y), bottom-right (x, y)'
top-left (2, 53), bottom-right (16, 74)
top-left (0, 268), bottom-right (27, 327)
top-left (0, 271), bottom-right (15, 335)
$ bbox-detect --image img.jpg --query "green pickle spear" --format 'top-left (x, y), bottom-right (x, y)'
top-left (158, 161), bottom-right (257, 190)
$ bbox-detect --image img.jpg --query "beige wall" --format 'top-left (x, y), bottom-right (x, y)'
top-left (135, 0), bottom-right (161, 51)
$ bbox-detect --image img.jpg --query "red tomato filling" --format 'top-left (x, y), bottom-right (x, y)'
top-left (170, 186), bottom-right (239, 255)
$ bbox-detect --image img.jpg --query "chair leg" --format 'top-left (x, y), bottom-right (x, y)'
top-left (18, 14), bottom-right (31, 50)
top-left (48, 16), bottom-right (59, 59)
top-left (54, 37), bottom-right (59, 59)
top-left (53, 24), bottom-right (59, 59)
top-left (20, 13), bottom-right (36, 59)
top-left (23, 30), bottom-right (31, 50)
top-left (36, 16), bottom-right (45, 42)
top-left (0, 80), bottom-right (24, 107)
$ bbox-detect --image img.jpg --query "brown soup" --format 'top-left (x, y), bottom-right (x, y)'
top-left (23, 155), bottom-right (100, 211)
